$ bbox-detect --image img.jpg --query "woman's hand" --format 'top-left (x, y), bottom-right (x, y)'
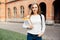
top-left (29, 25), bottom-right (33, 29)
top-left (27, 25), bottom-right (33, 29)
top-left (38, 33), bottom-right (44, 37)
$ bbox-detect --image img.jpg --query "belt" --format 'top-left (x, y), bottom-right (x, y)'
top-left (28, 33), bottom-right (38, 36)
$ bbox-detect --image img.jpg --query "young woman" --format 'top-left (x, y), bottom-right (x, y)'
top-left (23, 3), bottom-right (46, 40)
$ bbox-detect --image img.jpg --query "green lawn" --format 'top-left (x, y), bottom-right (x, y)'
top-left (0, 29), bottom-right (26, 40)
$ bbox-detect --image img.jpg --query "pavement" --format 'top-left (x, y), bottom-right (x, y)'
top-left (0, 22), bottom-right (60, 40)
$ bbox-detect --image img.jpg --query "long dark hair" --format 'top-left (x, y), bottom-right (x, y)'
top-left (30, 3), bottom-right (41, 15)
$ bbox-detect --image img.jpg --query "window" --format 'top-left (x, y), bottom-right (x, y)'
top-left (8, 8), bottom-right (11, 18)
top-left (13, 7), bottom-right (17, 18)
top-left (20, 6), bottom-right (24, 18)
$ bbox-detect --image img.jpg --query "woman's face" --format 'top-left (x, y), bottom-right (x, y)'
top-left (32, 4), bottom-right (38, 14)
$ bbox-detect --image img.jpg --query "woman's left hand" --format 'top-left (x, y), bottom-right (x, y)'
top-left (38, 33), bottom-right (44, 37)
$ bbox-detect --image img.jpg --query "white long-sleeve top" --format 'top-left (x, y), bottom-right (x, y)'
top-left (23, 14), bottom-right (46, 35)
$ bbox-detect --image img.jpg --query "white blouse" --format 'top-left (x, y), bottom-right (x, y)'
top-left (23, 14), bottom-right (46, 35)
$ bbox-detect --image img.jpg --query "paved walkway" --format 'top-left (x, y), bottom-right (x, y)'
top-left (0, 22), bottom-right (60, 40)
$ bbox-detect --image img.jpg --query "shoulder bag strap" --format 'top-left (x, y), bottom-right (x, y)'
top-left (40, 14), bottom-right (43, 31)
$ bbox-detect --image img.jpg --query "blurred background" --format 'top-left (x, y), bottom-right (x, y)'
top-left (0, 0), bottom-right (60, 40)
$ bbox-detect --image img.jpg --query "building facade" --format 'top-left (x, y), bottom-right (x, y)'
top-left (0, 0), bottom-right (60, 24)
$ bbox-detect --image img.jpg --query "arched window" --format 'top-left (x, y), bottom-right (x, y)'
top-left (20, 6), bottom-right (24, 18)
top-left (8, 8), bottom-right (11, 18)
top-left (13, 7), bottom-right (17, 18)
top-left (39, 2), bottom-right (46, 20)
top-left (53, 0), bottom-right (60, 23)
top-left (28, 4), bottom-right (32, 9)
top-left (28, 4), bottom-right (32, 14)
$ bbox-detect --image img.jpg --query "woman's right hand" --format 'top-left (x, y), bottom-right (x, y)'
top-left (29, 25), bottom-right (33, 29)
top-left (27, 25), bottom-right (33, 29)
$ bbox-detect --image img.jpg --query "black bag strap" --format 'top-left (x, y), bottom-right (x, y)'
top-left (40, 14), bottom-right (43, 30)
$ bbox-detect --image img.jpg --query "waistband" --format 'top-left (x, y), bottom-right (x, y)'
top-left (27, 33), bottom-right (38, 36)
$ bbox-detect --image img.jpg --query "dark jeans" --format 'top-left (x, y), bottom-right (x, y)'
top-left (27, 33), bottom-right (42, 40)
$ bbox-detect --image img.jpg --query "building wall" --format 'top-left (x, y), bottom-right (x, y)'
top-left (0, 0), bottom-right (6, 21)
top-left (0, 0), bottom-right (56, 24)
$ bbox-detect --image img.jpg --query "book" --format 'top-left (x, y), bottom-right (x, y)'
top-left (24, 19), bottom-right (32, 26)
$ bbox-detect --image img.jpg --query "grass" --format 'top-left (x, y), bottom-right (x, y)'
top-left (0, 29), bottom-right (48, 40)
top-left (0, 29), bottom-right (26, 40)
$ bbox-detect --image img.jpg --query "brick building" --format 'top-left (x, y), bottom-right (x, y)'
top-left (0, 0), bottom-right (60, 24)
